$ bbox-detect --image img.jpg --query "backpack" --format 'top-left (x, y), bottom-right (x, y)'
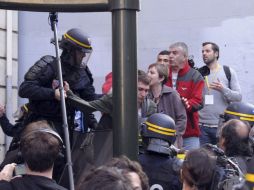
top-left (223, 65), bottom-right (231, 88)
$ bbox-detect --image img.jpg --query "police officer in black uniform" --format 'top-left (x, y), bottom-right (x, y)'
top-left (139, 113), bottom-right (182, 190)
top-left (18, 28), bottom-right (100, 138)
top-left (18, 28), bottom-right (101, 182)
top-left (218, 101), bottom-right (254, 147)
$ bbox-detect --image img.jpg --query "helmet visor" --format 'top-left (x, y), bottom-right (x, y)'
top-left (80, 51), bottom-right (92, 68)
top-left (74, 49), bottom-right (92, 68)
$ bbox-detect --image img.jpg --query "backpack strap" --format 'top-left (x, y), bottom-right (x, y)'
top-left (223, 65), bottom-right (231, 88)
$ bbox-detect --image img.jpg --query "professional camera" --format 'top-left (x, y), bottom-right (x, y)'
top-left (188, 56), bottom-right (210, 77)
top-left (204, 144), bottom-right (244, 190)
top-left (166, 145), bottom-right (185, 175)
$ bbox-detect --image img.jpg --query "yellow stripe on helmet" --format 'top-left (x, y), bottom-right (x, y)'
top-left (148, 127), bottom-right (176, 136)
top-left (245, 173), bottom-right (254, 183)
top-left (145, 121), bottom-right (176, 133)
top-left (224, 110), bottom-right (254, 121)
top-left (240, 117), bottom-right (254, 122)
top-left (23, 104), bottom-right (29, 112)
top-left (64, 33), bottom-right (92, 49)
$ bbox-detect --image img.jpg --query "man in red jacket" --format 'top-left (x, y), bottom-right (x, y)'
top-left (166, 42), bottom-right (204, 150)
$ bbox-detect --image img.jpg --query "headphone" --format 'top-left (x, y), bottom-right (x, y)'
top-left (17, 128), bottom-right (64, 164)
top-left (20, 128), bottom-right (64, 147)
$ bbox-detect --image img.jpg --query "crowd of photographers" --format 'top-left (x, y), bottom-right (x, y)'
top-left (0, 27), bottom-right (254, 190)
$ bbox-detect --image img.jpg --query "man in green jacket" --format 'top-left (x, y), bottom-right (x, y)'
top-left (67, 70), bottom-right (157, 129)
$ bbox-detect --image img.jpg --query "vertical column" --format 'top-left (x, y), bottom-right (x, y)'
top-left (5, 10), bottom-right (13, 150)
top-left (111, 0), bottom-right (140, 160)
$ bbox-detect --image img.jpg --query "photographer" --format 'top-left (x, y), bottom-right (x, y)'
top-left (218, 119), bottom-right (252, 174)
top-left (139, 113), bottom-right (182, 190)
top-left (0, 120), bottom-right (67, 190)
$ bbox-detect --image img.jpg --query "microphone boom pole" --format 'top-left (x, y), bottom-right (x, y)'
top-left (49, 12), bottom-right (75, 190)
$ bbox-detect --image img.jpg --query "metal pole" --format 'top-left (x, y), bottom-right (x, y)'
top-left (111, 0), bottom-right (140, 160)
top-left (2, 10), bottom-right (13, 161)
top-left (49, 12), bottom-right (75, 190)
top-left (0, 0), bottom-right (110, 12)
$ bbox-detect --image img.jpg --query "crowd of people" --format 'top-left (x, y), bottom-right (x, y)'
top-left (0, 27), bottom-right (254, 190)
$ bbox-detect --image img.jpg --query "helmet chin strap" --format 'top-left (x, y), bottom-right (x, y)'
top-left (73, 51), bottom-right (80, 68)
top-left (62, 49), bottom-right (80, 69)
top-left (72, 49), bottom-right (88, 69)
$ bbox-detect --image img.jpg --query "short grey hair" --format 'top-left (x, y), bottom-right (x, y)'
top-left (169, 42), bottom-right (189, 57)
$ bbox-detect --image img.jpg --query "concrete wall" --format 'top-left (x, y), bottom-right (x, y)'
top-left (0, 9), bottom-right (18, 161)
top-left (18, 0), bottom-right (254, 106)
top-left (138, 0), bottom-right (254, 102)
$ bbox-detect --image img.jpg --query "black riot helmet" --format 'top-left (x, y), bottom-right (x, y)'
top-left (141, 113), bottom-right (176, 155)
top-left (223, 102), bottom-right (254, 127)
top-left (59, 28), bottom-right (92, 53)
top-left (59, 28), bottom-right (92, 68)
top-left (217, 102), bottom-right (254, 150)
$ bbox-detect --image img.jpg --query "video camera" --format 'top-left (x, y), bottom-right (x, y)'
top-left (188, 56), bottom-right (210, 77)
top-left (168, 143), bottom-right (244, 190)
top-left (204, 144), bottom-right (244, 190)
top-left (166, 145), bottom-right (185, 175)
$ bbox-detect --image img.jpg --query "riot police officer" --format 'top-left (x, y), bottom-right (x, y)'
top-left (18, 28), bottom-right (101, 182)
top-left (139, 113), bottom-right (182, 190)
top-left (218, 101), bottom-right (254, 144)
top-left (18, 28), bottom-right (100, 137)
top-left (216, 102), bottom-right (254, 175)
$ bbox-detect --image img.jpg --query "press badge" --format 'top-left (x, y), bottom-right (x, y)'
top-left (205, 95), bottom-right (214, 105)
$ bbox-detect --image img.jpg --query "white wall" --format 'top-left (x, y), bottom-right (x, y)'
top-left (18, 0), bottom-right (254, 104)
top-left (138, 0), bottom-right (254, 103)
top-left (0, 9), bottom-right (18, 161)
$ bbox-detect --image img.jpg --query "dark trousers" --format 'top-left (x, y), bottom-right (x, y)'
top-left (200, 125), bottom-right (218, 145)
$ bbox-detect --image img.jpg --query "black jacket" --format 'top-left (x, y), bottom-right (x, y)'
top-left (0, 115), bottom-right (23, 138)
top-left (18, 55), bottom-right (99, 121)
top-left (0, 175), bottom-right (67, 190)
top-left (139, 153), bottom-right (182, 190)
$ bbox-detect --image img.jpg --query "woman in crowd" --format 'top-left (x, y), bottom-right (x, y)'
top-left (147, 63), bottom-right (187, 148)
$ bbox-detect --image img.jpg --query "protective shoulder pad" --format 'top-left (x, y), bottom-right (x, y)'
top-left (24, 55), bottom-right (55, 80)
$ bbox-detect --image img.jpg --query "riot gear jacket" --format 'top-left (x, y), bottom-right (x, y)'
top-left (19, 55), bottom-right (99, 121)
top-left (139, 153), bottom-right (181, 190)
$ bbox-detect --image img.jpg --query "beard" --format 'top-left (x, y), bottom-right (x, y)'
top-left (203, 56), bottom-right (216, 66)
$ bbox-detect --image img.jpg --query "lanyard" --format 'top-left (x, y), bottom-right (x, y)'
top-left (205, 64), bottom-right (220, 94)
